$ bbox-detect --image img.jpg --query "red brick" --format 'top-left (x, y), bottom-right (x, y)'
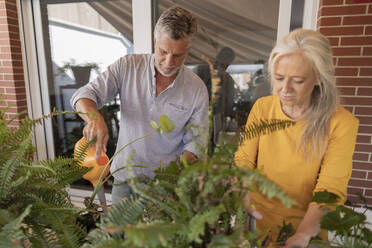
top-left (364, 26), bottom-right (372, 35)
top-left (341, 97), bottom-right (372, 105)
top-left (320, 5), bottom-right (367, 16)
top-left (7, 25), bottom-right (18, 33)
top-left (360, 68), bottom-right (372, 76)
top-left (369, 172), bottom-right (372, 179)
top-left (351, 170), bottom-right (368, 178)
top-left (366, 189), bottom-right (372, 196)
top-left (320, 26), bottom-right (364, 36)
top-left (0, 81), bottom-right (25, 87)
top-left (341, 36), bottom-right (372, 46)
top-left (318, 17), bottom-right (342, 26)
top-left (357, 87), bottom-right (372, 96)
top-left (328, 37), bottom-right (340, 46)
top-left (0, 67), bottom-right (13, 73)
top-left (346, 0), bottom-right (372, 3)
top-left (320, 0), bottom-right (344, 5)
top-left (343, 15), bottom-right (372, 25)
top-left (355, 106), bottom-right (372, 115)
top-left (5, 87), bottom-right (26, 94)
top-left (370, 4), bottom-right (372, 13)
top-left (358, 125), bottom-right (372, 133)
top-left (348, 187), bottom-right (364, 195)
top-left (353, 152), bottom-right (370, 160)
top-left (363, 46), bottom-right (372, 55)
top-left (357, 134), bottom-right (372, 143)
top-left (5, 94), bottom-right (26, 101)
top-left (353, 162), bottom-right (372, 170)
top-left (0, 53), bottom-right (11, 60)
top-left (344, 106), bottom-right (354, 113)
top-left (358, 116), bottom-right (372, 124)
top-left (336, 77), bottom-right (372, 86)
top-left (338, 87), bottom-right (356, 95)
top-left (349, 179), bottom-right (372, 187)
top-left (347, 195), bottom-right (372, 205)
top-left (335, 67), bottom-right (359, 76)
top-left (333, 47), bottom-right (361, 56)
top-left (355, 144), bottom-right (372, 152)
top-left (338, 57), bottom-right (372, 66)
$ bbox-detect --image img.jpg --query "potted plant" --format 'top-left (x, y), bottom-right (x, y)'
top-left (58, 59), bottom-right (100, 86)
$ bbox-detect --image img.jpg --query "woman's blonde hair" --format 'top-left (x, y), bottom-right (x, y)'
top-left (268, 29), bottom-right (339, 157)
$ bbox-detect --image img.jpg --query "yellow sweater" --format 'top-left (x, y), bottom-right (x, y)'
top-left (234, 95), bottom-right (359, 241)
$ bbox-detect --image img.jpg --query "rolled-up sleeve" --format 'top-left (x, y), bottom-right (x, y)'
top-left (70, 58), bottom-right (123, 110)
top-left (313, 115), bottom-right (359, 204)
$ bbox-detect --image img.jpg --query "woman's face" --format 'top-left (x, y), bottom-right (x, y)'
top-left (273, 52), bottom-right (318, 110)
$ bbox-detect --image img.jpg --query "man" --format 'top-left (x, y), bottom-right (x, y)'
top-left (70, 6), bottom-right (209, 204)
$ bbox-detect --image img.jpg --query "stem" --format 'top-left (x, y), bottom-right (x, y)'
top-left (89, 129), bottom-right (156, 207)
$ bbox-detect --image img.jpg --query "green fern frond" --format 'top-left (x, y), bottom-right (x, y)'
top-left (0, 205), bottom-right (31, 248)
top-left (133, 184), bottom-right (180, 220)
top-left (187, 204), bottom-right (225, 243)
top-left (107, 195), bottom-right (146, 226)
top-left (242, 168), bottom-right (294, 208)
top-left (0, 133), bottom-right (33, 199)
top-left (42, 210), bottom-right (85, 248)
top-left (124, 221), bottom-right (182, 248)
top-left (240, 119), bottom-right (296, 142)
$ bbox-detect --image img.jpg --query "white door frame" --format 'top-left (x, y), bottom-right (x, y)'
top-left (19, 0), bottom-right (318, 159)
top-left (19, 0), bottom-right (55, 160)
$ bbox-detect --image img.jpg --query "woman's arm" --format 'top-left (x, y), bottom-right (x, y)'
top-left (283, 204), bottom-right (324, 247)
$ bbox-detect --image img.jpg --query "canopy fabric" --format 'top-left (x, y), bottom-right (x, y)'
top-left (89, 0), bottom-right (279, 64)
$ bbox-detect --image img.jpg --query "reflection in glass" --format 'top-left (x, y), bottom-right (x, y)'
top-left (155, 0), bottom-right (279, 142)
top-left (45, 1), bottom-right (133, 158)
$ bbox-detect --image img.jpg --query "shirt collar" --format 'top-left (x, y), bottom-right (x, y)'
top-left (150, 54), bottom-right (185, 94)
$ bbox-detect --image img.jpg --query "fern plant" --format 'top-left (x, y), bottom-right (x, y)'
top-left (83, 119), bottom-right (296, 248)
top-left (0, 98), bottom-right (92, 247)
top-left (311, 191), bottom-right (372, 248)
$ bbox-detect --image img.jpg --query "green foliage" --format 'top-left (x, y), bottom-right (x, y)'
top-left (0, 101), bottom-right (91, 247)
top-left (312, 190), bottom-right (339, 204)
top-left (85, 119), bottom-right (295, 247)
top-left (311, 191), bottom-right (372, 248)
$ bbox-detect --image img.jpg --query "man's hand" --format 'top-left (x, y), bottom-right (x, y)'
top-left (83, 117), bottom-right (109, 159)
top-left (180, 150), bottom-right (198, 165)
top-left (75, 98), bottom-right (109, 159)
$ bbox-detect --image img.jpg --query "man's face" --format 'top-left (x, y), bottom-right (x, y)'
top-left (154, 34), bottom-right (189, 77)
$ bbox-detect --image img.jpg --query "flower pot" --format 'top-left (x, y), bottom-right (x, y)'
top-left (71, 66), bottom-right (93, 87)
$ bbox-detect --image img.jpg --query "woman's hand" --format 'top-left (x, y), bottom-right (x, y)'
top-left (243, 193), bottom-right (263, 220)
top-left (282, 232), bottom-right (309, 248)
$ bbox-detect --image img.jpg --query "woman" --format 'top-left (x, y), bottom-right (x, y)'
top-left (234, 29), bottom-right (359, 247)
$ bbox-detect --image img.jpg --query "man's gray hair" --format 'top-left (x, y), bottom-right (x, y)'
top-left (154, 6), bottom-right (197, 41)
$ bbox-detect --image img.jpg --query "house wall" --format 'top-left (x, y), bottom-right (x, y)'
top-left (0, 0), bottom-right (371, 205)
top-left (318, 0), bottom-right (372, 205)
top-left (0, 0), bottom-right (26, 127)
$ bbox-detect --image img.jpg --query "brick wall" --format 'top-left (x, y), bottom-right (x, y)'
top-left (318, 0), bottom-right (372, 206)
top-left (0, 0), bottom-right (27, 127)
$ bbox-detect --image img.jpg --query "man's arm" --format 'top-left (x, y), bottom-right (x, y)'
top-left (75, 98), bottom-right (109, 158)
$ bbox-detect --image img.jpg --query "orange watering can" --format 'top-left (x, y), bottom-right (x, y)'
top-left (74, 137), bottom-right (110, 206)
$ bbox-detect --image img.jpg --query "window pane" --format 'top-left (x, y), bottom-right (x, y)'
top-left (44, 0), bottom-right (133, 159)
top-left (155, 0), bottom-right (279, 140)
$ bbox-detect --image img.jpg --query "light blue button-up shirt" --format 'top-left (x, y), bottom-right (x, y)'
top-left (71, 54), bottom-right (209, 181)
